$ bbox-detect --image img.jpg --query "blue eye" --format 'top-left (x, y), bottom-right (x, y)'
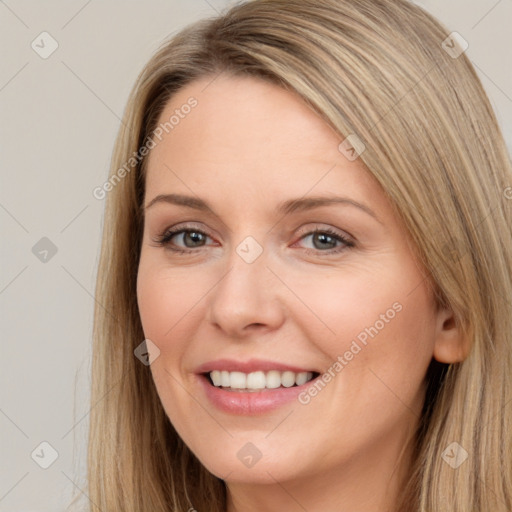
top-left (153, 225), bottom-right (354, 255)
top-left (296, 228), bottom-right (354, 254)
top-left (154, 227), bottom-right (212, 252)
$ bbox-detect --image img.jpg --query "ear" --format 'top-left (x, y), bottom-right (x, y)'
top-left (432, 306), bottom-right (471, 363)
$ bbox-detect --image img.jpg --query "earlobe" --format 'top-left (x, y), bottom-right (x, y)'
top-left (432, 307), bottom-right (471, 363)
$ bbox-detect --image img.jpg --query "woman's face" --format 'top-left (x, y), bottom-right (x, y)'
top-left (137, 74), bottom-right (448, 495)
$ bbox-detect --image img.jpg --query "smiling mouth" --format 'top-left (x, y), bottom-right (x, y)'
top-left (204, 370), bottom-right (320, 392)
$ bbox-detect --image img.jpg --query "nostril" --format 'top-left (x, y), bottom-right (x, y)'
top-left (247, 323), bottom-right (266, 329)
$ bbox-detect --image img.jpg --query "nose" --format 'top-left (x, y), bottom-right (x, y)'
top-left (206, 247), bottom-right (286, 338)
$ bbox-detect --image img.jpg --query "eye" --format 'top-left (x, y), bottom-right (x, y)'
top-left (295, 227), bottom-right (354, 254)
top-left (152, 224), bottom-right (354, 256)
top-left (153, 225), bottom-right (214, 253)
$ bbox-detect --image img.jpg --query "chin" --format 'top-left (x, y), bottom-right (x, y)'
top-left (190, 441), bottom-right (306, 484)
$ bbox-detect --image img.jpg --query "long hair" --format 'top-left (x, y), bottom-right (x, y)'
top-left (83, 0), bottom-right (512, 510)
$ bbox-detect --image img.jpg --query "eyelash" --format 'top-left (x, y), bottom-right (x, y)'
top-left (152, 224), bottom-right (355, 256)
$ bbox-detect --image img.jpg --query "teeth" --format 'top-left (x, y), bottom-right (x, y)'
top-left (208, 370), bottom-right (314, 390)
top-left (281, 371), bottom-right (296, 388)
top-left (211, 371), bottom-right (222, 386)
top-left (246, 371), bottom-right (266, 389)
top-left (266, 370), bottom-right (281, 389)
top-left (230, 371), bottom-right (246, 389)
top-left (295, 372), bottom-right (309, 386)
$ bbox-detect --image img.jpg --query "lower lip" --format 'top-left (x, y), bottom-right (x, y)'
top-left (197, 374), bottom-right (316, 415)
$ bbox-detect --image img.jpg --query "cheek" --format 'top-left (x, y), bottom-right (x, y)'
top-left (287, 278), bottom-right (435, 459)
top-left (136, 258), bottom-right (206, 342)
top-left (290, 264), bottom-right (428, 342)
top-left (136, 259), bottom-right (204, 421)
top-left (292, 262), bottom-right (435, 397)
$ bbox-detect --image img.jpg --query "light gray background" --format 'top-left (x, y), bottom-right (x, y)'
top-left (1, 1), bottom-right (511, 510)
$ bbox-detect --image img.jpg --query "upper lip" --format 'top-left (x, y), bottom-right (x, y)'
top-left (195, 358), bottom-right (318, 374)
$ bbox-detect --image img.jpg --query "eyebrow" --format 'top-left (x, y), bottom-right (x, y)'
top-left (144, 193), bottom-right (382, 224)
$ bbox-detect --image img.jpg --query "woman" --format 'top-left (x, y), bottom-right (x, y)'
top-left (86, 0), bottom-right (512, 510)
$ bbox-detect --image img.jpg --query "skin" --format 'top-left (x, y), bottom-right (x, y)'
top-left (136, 74), bottom-right (468, 512)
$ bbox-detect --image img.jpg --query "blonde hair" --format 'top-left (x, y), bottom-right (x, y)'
top-left (83, 0), bottom-right (512, 510)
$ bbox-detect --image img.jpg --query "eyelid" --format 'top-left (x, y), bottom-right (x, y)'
top-left (294, 223), bottom-right (355, 243)
top-left (291, 226), bottom-right (354, 255)
top-left (151, 222), bottom-right (216, 248)
top-left (152, 221), bottom-right (355, 255)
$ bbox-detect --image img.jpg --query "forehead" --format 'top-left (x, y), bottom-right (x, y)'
top-left (151, 74), bottom-right (340, 158)
top-left (144, 74), bottom-right (383, 211)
